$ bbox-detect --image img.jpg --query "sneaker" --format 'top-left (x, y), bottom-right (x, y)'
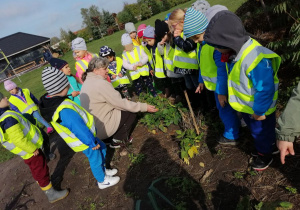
top-left (251, 154), bottom-right (273, 171)
top-left (47, 127), bottom-right (54, 134)
top-left (217, 136), bottom-right (239, 145)
top-left (105, 168), bottom-right (118, 176)
top-left (98, 176), bottom-right (120, 189)
top-left (251, 145), bottom-right (279, 157)
top-left (110, 139), bottom-right (122, 149)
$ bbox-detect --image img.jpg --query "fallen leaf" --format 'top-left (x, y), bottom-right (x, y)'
top-left (199, 162), bottom-right (205, 167)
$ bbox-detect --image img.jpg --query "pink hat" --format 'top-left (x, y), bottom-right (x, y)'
top-left (137, 24), bottom-right (147, 38)
top-left (4, 80), bottom-right (17, 91)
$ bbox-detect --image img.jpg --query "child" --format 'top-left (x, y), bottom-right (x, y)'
top-left (204, 10), bottom-right (281, 170)
top-left (155, 19), bottom-right (185, 103)
top-left (39, 67), bottom-right (120, 189)
top-left (183, 7), bottom-right (240, 144)
top-left (121, 33), bottom-right (157, 97)
top-left (137, 24), bottom-right (147, 46)
top-left (125, 22), bottom-right (140, 46)
top-left (0, 92), bottom-right (68, 203)
top-left (4, 80), bottom-right (54, 134)
top-left (72, 37), bottom-right (99, 84)
top-left (143, 25), bottom-right (170, 96)
top-left (49, 58), bottom-right (82, 105)
top-left (99, 46), bottom-right (131, 100)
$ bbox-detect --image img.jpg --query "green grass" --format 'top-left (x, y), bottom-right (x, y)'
top-left (0, 0), bottom-right (246, 163)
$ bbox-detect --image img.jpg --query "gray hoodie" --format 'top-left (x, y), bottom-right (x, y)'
top-left (204, 10), bottom-right (249, 54)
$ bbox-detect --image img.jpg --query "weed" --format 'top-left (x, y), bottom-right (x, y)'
top-left (90, 203), bottom-right (96, 210)
top-left (248, 170), bottom-right (257, 176)
top-left (216, 149), bottom-right (225, 160)
top-left (165, 176), bottom-right (197, 195)
top-left (70, 168), bottom-right (77, 176)
top-left (175, 201), bottom-right (187, 210)
top-left (234, 171), bottom-right (246, 179)
top-left (285, 186), bottom-right (297, 194)
top-left (128, 153), bottom-right (145, 166)
top-left (254, 202), bottom-right (263, 210)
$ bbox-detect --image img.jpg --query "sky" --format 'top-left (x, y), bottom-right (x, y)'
top-left (0, 0), bottom-right (137, 39)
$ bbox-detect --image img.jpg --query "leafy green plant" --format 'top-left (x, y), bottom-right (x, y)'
top-left (139, 93), bottom-right (187, 133)
top-left (234, 171), bottom-right (246, 179)
top-left (176, 129), bottom-right (203, 165)
top-left (285, 186), bottom-right (297, 194)
top-left (70, 168), bottom-right (77, 176)
top-left (128, 153), bottom-right (145, 166)
top-left (254, 201), bottom-right (263, 210)
top-left (165, 176), bottom-right (197, 195)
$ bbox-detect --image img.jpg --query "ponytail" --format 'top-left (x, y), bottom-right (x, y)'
top-left (81, 72), bottom-right (88, 82)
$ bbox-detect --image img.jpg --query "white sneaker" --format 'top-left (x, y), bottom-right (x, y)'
top-left (105, 168), bottom-right (118, 176)
top-left (98, 176), bottom-right (120, 189)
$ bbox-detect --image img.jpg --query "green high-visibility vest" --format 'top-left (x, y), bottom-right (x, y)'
top-left (9, 88), bottom-right (38, 114)
top-left (150, 47), bottom-right (166, 78)
top-left (122, 46), bottom-right (149, 81)
top-left (173, 33), bottom-right (199, 70)
top-left (51, 99), bottom-right (96, 152)
top-left (199, 44), bottom-right (218, 91)
top-left (227, 38), bottom-right (281, 115)
top-left (108, 57), bottom-right (130, 88)
top-left (0, 111), bottom-right (43, 160)
top-left (75, 53), bottom-right (99, 72)
top-left (163, 44), bottom-right (175, 72)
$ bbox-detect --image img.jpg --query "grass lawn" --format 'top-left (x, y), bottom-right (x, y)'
top-left (0, 0), bottom-right (246, 162)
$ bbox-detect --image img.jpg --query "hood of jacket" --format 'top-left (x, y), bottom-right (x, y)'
top-left (39, 93), bottom-right (68, 122)
top-left (204, 10), bottom-right (249, 54)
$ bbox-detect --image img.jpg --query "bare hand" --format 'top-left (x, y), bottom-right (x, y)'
top-left (147, 105), bottom-right (158, 113)
top-left (92, 144), bottom-right (100, 150)
top-left (277, 140), bottom-right (295, 164)
top-left (195, 83), bottom-right (204, 94)
top-left (252, 113), bottom-right (266, 121)
top-left (160, 35), bottom-right (168, 45)
top-left (71, 91), bottom-right (80, 97)
top-left (218, 94), bottom-right (228, 108)
top-left (112, 75), bottom-right (117, 79)
top-left (133, 65), bottom-right (138, 71)
top-left (118, 73), bottom-right (123, 77)
top-left (174, 29), bottom-right (182, 37)
top-left (137, 62), bottom-right (143, 67)
top-left (33, 149), bottom-right (39, 156)
top-left (150, 70), bottom-right (154, 76)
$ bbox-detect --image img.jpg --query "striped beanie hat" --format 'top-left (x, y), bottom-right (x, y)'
top-left (42, 66), bottom-right (69, 95)
top-left (183, 7), bottom-right (208, 38)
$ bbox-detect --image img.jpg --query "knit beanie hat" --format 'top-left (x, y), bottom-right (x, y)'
top-left (155, 19), bottom-right (169, 41)
top-left (143, 25), bottom-right (155, 39)
top-left (0, 92), bottom-right (4, 101)
top-left (125, 22), bottom-right (136, 34)
top-left (183, 7), bottom-right (208, 38)
top-left (191, 0), bottom-right (210, 13)
top-left (137, 24), bottom-right (147, 38)
top-left (4, 80), bottom-right (17, 91)
top-left (121, 33), bottom-right (133, 46)
top-left (71, 37), bottom-right (87, 51)
top-left (42, 67), bottom-right (69, 95)
top-left (99, 46), bottom-right (115, 57)
top-left (205, 5), bottom-right (228, 22)
top-left (49, 58), bottom-right (68, 70)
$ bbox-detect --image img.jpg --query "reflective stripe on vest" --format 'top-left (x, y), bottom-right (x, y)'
top-left (151, 48), bottom-right (166, 78)
top-left (173, 33), bottom-right (199, 70)
top-left (51, 99), bottom-right (96, 152)
top-left (122, 46), bottom-right (149, 80)
top-left (8, 89), bottom-right (38, 115)
top-left (0, 111), bottom-right (42, 159)
top-left (108, 57), bottom-right (130, 88)
top-left (199, 45), bottom-right (218, 91)
top-left (76, 53), bottom-right (99, 72)
top-left (227, 38), bottom-right (281, 115)
top-left (143, 47), bottom-right (154, 69)
top-left (163, 44), bottom-right (175, 72)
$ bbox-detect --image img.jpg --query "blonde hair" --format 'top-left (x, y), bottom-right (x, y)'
top-left (168, 9), bottom-right (186, 33)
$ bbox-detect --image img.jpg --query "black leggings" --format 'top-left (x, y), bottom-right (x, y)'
top-left (113, 111), bottom-right (137, 141)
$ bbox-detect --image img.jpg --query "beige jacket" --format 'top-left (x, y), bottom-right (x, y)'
top-left (80, 72), bottom-right (148, 139)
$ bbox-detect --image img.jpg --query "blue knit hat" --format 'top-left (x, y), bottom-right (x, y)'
top-left (183, 7), bottom-right (208, 38)
top-left (143, 25), bottom-right (155, 39)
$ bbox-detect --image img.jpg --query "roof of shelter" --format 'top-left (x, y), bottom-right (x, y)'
top-left (0, 32), bottom-right (50, 61)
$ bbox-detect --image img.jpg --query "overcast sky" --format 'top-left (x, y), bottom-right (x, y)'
top-left (0, 0), bottom-right (137, 39)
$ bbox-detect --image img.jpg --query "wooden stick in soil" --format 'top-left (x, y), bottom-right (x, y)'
top-left (184, 90), bottom-right (200, 135)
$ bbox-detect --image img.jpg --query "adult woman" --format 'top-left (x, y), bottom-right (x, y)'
top-left (80, 57), bottom-right (158, 148)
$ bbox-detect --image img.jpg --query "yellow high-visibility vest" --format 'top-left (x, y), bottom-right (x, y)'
top-left (75, 53), bottom-right (99, 72)
top-left (51, 99), bottom-right (96, 152)
top-left (199, 44), bottom-right (218, 91)
top-left (9, 88), bottom-right (38, 114)
top-left (0, 111), bottom-right (43, 160)
top-left (108, 57), bottom-right (130, 88)
top-left (163, 44), bottom-right (175, 72)
top-left (122, 46), bottom-right (149, 81)
top-left (149, 47), bottom-right (166, 78)
top-left (227, 38), bottom-right (281, 115)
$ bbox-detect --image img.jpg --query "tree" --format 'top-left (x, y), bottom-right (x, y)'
top-left (161, 0), bottom-right (172, 11)
top-left (68, 30), bottom-right (77, 42)
top-left (60, 28), bottom-right (70, 42)
top-left (50, 37), bottom-right (60, 46)
top-left (149, 0), bottom-right (161, 15)
top-left (118, 9), bottom-right (137, 24)
top-left (80, 5), bottom-right (102, 39)
top-left (124, 3), bottom-right (141, 18)
top-left (140, 3), bottom-right (152, 20)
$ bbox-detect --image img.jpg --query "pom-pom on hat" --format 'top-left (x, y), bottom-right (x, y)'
top-left (71, 37), bottom-right (87, 51)
top-left (125, 22), bottom-right (136, 34)
top-left (155, 19), bottom-right (169, 41)
top-left (121, 33), bottom-right (133, 46)
top-left (143, 25), bottom-right (155, 39)
top-left (42, 67), bottom-right (69, 95)
top-left (4, 80), bottom-right (17, 91)
top-left (191, 0), bottom-right (210, 13)
top-left (49, 58), bottom-right (68, 70)
top-left (137, 24), bottom-right (147, 38)
top-left (183, 7), bottom-right (208, 38)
